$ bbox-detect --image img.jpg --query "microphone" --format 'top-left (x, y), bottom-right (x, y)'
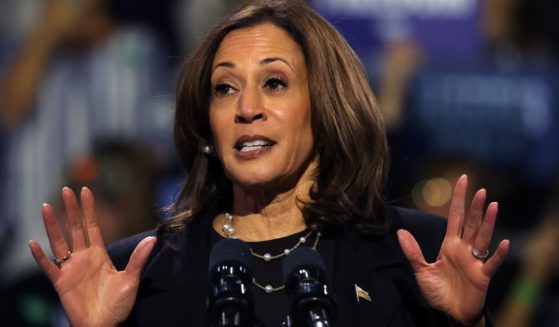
top-left (208, 238), bottom-right (254, 327)
top-left (282, 247), bottom-right (337, 327)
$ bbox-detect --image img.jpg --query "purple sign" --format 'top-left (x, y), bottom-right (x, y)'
top-left (313, 0), bottom-right (483, 60)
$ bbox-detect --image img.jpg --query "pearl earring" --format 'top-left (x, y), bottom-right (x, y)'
top-left (199, 144), bottom-right (215, 156)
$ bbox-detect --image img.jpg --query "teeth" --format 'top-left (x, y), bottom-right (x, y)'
top-left (239, 140), bottom-right (272, 152)
top-left (242, 140), bottom-right (270, 147)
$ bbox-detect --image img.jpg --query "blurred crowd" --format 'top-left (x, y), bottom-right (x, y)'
top-left (0, 0), bottom-right (557, 326)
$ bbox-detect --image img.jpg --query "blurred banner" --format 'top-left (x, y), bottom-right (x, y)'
top-left (313, 0), bottom-right (482, 60)
top-left (404, 62), bottom-right (559, 185)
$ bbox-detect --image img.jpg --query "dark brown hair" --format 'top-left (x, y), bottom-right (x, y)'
top-left (163, 0), bottom-right (391, 237)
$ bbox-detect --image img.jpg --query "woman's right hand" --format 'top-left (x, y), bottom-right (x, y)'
top-left (28, 187), bottom-right (156, 326)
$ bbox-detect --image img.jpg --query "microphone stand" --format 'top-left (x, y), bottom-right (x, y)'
top-left (217, 304), bottom-right (244, 327)
top-left (282, 309), bottom-right (331, 327)
top-left (305, 305), bottom-right (331, 327)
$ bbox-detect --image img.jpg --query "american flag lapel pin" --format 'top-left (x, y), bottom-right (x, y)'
top-left (355, 284), bottom-right (372, 302)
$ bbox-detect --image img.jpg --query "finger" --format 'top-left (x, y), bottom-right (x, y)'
top-left (125, 236), bottom-right (157, 279)
top-left (473, 202), bottom-right (499, 252)
top-left (483, 239), bottom-right (510, 276)
top-left (29, 240), bottom-right (60, 282)
top-left (81, 187), bottom-right (105, 247)
top-left (397, 229), bottom-right (427, 271)
top-left (62, 187), bottom-right (88, 250)
top-left (462, 188), bottom-right (486, 243)
top-left (42, 203), bottom-right (70, 258)
top-left (446, 174), bottom-right (468, 237)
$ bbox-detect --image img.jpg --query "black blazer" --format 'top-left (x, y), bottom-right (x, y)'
top-left (109, 207), bottom-right (485, 326)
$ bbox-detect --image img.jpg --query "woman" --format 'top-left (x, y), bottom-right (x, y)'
top-left (28, 1), bottom-right (509, 326)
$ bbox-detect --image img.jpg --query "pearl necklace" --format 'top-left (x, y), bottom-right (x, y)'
top-left (222, 212), bottom-right (321, 293)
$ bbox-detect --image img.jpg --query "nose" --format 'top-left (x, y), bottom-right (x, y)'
top-left (235, 85), bottom-right (266, 123)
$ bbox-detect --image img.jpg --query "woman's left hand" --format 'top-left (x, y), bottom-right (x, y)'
top-left (397, 174), bottom-right (509, 325)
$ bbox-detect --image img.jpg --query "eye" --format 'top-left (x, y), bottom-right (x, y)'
top-left (214, 83), bottom-right (236, 97)
top-left (264, 77), bottom-right (287, 91)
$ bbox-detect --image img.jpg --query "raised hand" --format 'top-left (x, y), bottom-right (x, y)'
top-left (397, 175), bottom-right (510, 324)
top-left (28, 187), bottom-right (156, 326)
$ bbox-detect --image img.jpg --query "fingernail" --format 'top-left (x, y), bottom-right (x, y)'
top-left (28, 240), bottom-right (38, 251)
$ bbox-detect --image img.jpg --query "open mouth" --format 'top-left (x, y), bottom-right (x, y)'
top-left (234, 136), bottom-right (275, 154)
top-left (236, 139), bottom-right (274, 153)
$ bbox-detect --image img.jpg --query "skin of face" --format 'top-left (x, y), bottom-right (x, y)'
top-left (209, 23), bottom-right (314, 196)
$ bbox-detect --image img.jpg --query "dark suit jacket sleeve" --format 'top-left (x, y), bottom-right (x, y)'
top-left (396, 207), bottom-right (446, 263)
top-left (107, 230), bottom-right (157, 271)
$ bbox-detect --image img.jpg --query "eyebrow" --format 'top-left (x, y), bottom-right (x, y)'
top-left (212, 57), bottom-right (293, 72)
top-left (260, 57), bottom-right (291, 68)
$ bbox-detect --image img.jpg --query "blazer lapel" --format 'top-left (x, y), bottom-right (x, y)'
top-left (332, 209), bottom-right (432, 327)
top-left (332, 229), bottom-right (407, 326)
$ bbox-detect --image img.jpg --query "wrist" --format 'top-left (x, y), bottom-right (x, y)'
top-left (448, 313), bottom-right (485, 327)
top-left (465, 315), bottom-right (485, 327)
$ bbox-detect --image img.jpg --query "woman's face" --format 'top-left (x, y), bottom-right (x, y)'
top-left (209, 23), bottom-right (314, 190)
